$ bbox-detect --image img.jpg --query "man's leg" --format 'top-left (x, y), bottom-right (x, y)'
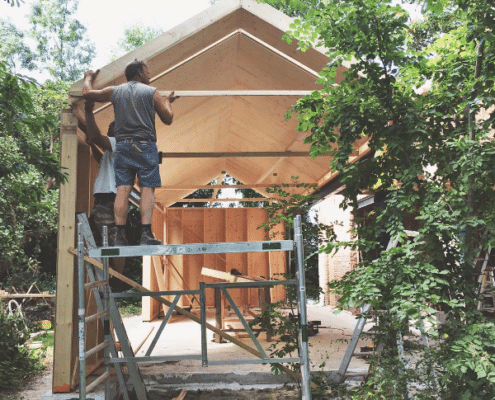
top-left (139, 186), bottom-right (162, 245)
top-left (114, 185), bottom-right (133, 246)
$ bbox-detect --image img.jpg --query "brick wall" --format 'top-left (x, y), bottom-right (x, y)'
top-left (317, 194), bottom-right (358, 306)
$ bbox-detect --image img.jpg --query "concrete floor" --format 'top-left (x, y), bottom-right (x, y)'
top-left (123, 304), bottom-right (372, 391)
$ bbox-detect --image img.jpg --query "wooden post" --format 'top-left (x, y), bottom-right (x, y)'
top-left (53, 109), bottom-right (78, 393)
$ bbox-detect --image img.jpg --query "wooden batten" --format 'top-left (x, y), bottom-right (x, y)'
top-left (53, 110), bottom-right (78, 392)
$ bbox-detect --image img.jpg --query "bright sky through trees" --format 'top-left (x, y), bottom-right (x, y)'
top-left (0, 0), bottom-right (211, 80)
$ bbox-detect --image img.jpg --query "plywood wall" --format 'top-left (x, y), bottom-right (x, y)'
top-left (143, 207), bottom-right (287, 320)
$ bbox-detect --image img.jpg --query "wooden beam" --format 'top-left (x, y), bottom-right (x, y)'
top-left (156, 183), bottom-right (312, 190)
top-left (240, 29), bottom-right (321, 79)
top-left (70, 90), bottom-right (313, 101)
top-left (160, 151), bottom-right (314, 158)
top-left (171, 198), bottom-right (272, 203)
top-left (201, 267), bottom-right (262, 283)
top-left (53, 109), bottom-right (78, 393)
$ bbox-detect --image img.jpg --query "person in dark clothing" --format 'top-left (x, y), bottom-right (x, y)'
top-left (84, 99), bottom-right (126, 291)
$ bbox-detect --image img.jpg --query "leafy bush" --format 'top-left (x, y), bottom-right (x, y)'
top-left (0, 307), bottom-right (44, 390)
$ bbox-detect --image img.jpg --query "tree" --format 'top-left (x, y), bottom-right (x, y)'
top-left (0, 60), bottom-right (65, 288)
top-left (28, 0), bottom-right (95, 82)
top-left (0, 18), bottom-right (36, 74)
top-left (262, 0), bottom-right (495, 397)
top-left (110, 24), bottom-right (164, 61)
top-left (3, 0), bottom-right (24, 6)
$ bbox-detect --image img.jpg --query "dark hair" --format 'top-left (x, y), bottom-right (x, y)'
top-left (124, 59), bottom-right (147, 81)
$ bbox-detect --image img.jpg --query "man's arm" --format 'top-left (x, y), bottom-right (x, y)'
top-left (88, 140), bottom-right (103, 164)
top-left (153, 90), bottom-right (178, 125)
top-left (82, 70), bottom-right (114, 103)
top-left (85, 100), bottom-right (112, 151)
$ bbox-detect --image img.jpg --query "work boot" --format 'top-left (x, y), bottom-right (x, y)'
top-left (114, 225), bottom-right (128, 247)
top-left (140, 225), bottom-right (162, 246)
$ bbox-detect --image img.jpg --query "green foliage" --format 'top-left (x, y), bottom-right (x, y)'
top-left (3, 0), bottom-right (24, 6)
top-left (264, 0), bottom-right (495, 397)
top-left (0, 307), bottom-right (44, 390)
top-left (28, 0), bottom-right (95, 82)
top-left (0, 18), bottom-right (36, 73)
top-left (258, 0), bottom-right (323, 18)
top-left (0, 60), bottom-right (64, 287)
top-left (110, 24), bottom-right (164, 62)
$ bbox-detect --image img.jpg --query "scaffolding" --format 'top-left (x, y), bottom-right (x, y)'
top-left (76, 214), bottom-right (312, 400)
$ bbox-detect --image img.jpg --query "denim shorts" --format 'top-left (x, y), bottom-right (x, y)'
top-left (114, 139), bottom-right (161, 188)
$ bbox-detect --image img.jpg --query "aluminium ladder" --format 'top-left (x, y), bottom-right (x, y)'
top-left (337, 230), bottom-right (428, 385)
top-left (76, 213), bottom-right (148, 400)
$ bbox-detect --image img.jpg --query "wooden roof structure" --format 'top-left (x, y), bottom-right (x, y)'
top-left (54, 1), bottom-right (375, 393)
top-left (69, 0), bottom-right (370, 205)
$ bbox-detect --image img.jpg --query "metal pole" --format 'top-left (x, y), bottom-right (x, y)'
top-left (77, 223), bottom-right (86, 400)
top-left (200, 282), bottom-right (208, 367)
top-left (294, 215), bottom-right (312, 400)
top-left (102, 226), bottom-right (111, 399)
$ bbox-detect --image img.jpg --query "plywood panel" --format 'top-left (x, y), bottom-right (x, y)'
top-left (165, 209), bottom-right (184, 306)
top-left (269, 221), bottom-right (287, 302)
top-left (225, 209), bottom-right (248, 306)
top-left (247, 209), bottom-right (269, 305)
top-left (204, 209), bottom-right (226, 305)
top-left (182, 209), bottom-right (205, 308)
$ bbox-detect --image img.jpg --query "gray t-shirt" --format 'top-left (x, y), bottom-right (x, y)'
top-left (112, 81), bottom-right (157, 142)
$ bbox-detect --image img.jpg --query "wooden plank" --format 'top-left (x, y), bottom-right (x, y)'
top-left (204, 209), bottom-right (226, 306)
top-left (225, 209), bottom-right (248, 306)
top-left (157, 183), bottom-right (310, 190)
top-left (269, 221), bottom-right (287, 303)
top-left (170, 198), bottom-right (271, 203)
top-left (240, 29), bottom-right (320, 78)
top-left (160, 151), bottom-right (312, 158)
top-left (247, 209), bottom-right (269, 305)
top-left (70, 90), bottom-right (313, 101)
top-left (182, 209), bottom-right (204, 308)
top-left (0, 293), bottom-right (55, 298)
top-left (201, 267), bottom-right (261, 283)
top-left (142, 208), bottom-right (166, 320)
top-left (142, 256), bottom-right (158, 321)
top-left (166, 210), bottom-right (184, 307)
top-left (53, 110), bottom-right (78, 393)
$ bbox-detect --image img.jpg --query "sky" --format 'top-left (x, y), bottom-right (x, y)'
top-left (1, 0), bottom-right (212, 78)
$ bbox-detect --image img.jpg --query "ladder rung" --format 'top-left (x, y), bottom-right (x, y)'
top-left (85, 371), bottom-right (110, 393)
top-left (85, 280), bottom-right (109, 290)
top-left (85, 340), bottom-right (109, 359)
top-left (85, 310), bottom-right (109, 324)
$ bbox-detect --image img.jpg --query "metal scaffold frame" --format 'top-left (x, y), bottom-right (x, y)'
top-left (77, 214), bottom-right (312, 400)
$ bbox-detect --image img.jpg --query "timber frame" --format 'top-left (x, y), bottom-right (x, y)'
top-left (53, 0), bottom-right (372, 393)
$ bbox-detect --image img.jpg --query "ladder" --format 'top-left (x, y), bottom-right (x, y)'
top-left (337, 230), bottom-right (428, 384)
top-left (476, 246), bottom-right (495, 312)
top-left (76, 213), bottom-right (148, 400)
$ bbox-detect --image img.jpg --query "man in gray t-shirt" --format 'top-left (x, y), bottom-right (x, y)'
top-left (83, 60), bottom-right (178, 246)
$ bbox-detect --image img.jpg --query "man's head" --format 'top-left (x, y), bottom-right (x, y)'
top-left (107, 121), bottom-right (116, 137)
top-left (125, 59), bottom-right (150, 84)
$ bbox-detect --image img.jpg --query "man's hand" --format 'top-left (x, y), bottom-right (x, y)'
top-left (84, 69), bottom-right (100, 85)
top-left (166, 90), bottom-right (179, 104)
